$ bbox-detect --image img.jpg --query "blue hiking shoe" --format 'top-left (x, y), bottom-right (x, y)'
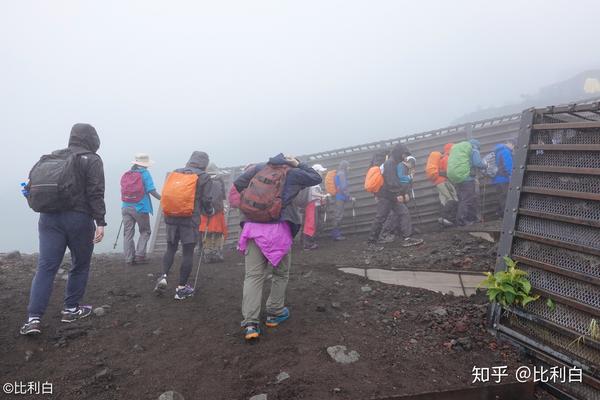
top-left (243, 324), bottom-right (261, 341)
top-left (266, 307), bottom-right (290, 328)
top-left (174, 284), bottom-right (194, 300)
top-left (61, 305), bottom-right (93, 323)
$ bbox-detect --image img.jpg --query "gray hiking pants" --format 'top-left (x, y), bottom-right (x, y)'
top-left (241, 240), bottom-right (291, 327)
top-left (369, 197), bottom-right (412, 241)
top-left (122, 207), bottom-right (151, 262)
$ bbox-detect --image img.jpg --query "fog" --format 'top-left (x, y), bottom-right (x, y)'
top-left (1, 0), bottom-right (599, 253)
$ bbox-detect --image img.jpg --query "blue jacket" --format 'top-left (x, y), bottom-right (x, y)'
top-left (465, 139), bottom-right (486, 181)
top-left (335, 160), bottom-right (350, 202)
top-left (234, 153), bottom-right (322, 237)
top-left (493, 144), bottom-right (513, 184)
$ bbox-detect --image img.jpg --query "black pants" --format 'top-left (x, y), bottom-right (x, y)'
top-left (369, 197), bottom-right (412, 241)
top-left (456, 180), bottom-right (479, 226)
top-left (496, 183), bottom-right (509, 218)
top-left (162, 241), bottom-right (196, 286)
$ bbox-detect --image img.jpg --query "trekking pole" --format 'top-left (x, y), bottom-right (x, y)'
top-left (193, 215), bottom-right (211, 291)
top-left (351, 198), bottom-right (357, 233)
top-left (410, 187), bottom-right (424, 227)
top-left (481, 179), bottom-right (487, 224)
top-left (113, 220), bottom-right (123, 250)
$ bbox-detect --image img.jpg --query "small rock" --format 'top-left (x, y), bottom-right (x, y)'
top-left (431, 306), bottom-right (447, 317)
top-left (93, 307), bottom-right (106, 317)
top-left (331, 302), bottom-right (341, 309)
top-left (333, 388), bottom-right (342, 393)
top-left (4, 251), bottom-right (21, 261)
top-left (409, 338), bottom-right (418, 344)
top-left (302, 270), bottom-right (313, 278)
top-left (457, 337), bottom-right (472, 351)
top-left (101, 304), bottom-right (112, 310)
top-left (153, 328), bottom-right (162, 336)
top-left (94, 368), bottom-right (111, 381)
top-left (133, 344), bottom-right (144, 352)
top-left (25, 350), bottom-right (34, 361)
top-left (147, 273), bottom-right (154, 277)
top-left (360, 286), bottom-right (372, 293)
top-left (327, 345), bottom-right (360, 364)
top-left (454, 321), bottom-right (468, 333)
top-left (158, 391), bottom-right (185, 400)
top-left (315, 305), bottom-right (326, 312)
top-left (276, 371), bottom-right (290, 383)
top-left (249, 395), bottom-right (267, 400)
top-left (132, 369), bottom-right (141, 376)
top-left (342, 312), bottom-right (351, 318)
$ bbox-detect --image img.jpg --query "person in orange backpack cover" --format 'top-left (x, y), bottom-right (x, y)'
top-left (425, 143), bottom-right (458, 226)
top-left (153, 151), bottom-right (214, 300)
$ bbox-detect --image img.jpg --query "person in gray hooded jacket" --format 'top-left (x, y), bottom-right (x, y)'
top-left (20, 123), bottom-right (106, 336)
top-left (154, 151), bottom-right (214, 300)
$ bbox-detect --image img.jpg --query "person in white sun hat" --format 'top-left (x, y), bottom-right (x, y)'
top-left (120, 153), bottom-right (161, 265)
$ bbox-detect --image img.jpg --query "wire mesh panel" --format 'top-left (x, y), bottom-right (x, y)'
top-left (494, 101), bottom-right (600, 399)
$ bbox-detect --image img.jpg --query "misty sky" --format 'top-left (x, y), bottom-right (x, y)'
top-left (1, 0), bottom-right (599, 253)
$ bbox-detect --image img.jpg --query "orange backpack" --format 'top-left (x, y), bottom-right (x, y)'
top-left (364, 166), bottom-right (384, 193)
top-left (324, 170), bottom-right (337, 195)
top-left (161, 172), bottom-right (199, 217)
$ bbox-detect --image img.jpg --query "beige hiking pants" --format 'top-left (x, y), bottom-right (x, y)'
top-left (436, 181), bottom-right (458, 206)
top-left (241, 240), bottom-right (291, 327)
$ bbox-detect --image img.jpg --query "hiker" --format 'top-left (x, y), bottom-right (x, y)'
top-left (447, 139), bottom-right (487, 226)
top-left (364, 150), bottom-right (398, 240)
top-left (20, 123), bottom-right (106, 336)
top-left (154, 151), bottom-right (214, 300)
top-left (234, 154), bottom-right (321, 341)
top-left (425, 144), bottom-right (458, 226)
top-left (120, 153), bottom-right (161, 265)
top-left (326, 160), bottom-right (354, 241)
top-left (199, 163), bottom-right (227, 263)
top-left (492, 139), bottom-right (516, 218)
top-left (301, 164), bottom-right (329, 250)
top-left (367, 143), bottom-right (423, 247)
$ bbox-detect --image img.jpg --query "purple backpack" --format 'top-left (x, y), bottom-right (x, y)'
top-left (121, 171), bottom-right (145, 203)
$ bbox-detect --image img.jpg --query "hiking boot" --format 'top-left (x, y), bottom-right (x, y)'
top-left (125, 260), bottom-right (135, 266)
top-left (20, 319), bottom-right (41, 336)
top-left (243, 324), bottom-right (261, 341)
top-left (61, 305), bottom-right (93, 323)
top-left (154, 274), bottom-right (167, 295)
top-left (266, 307), bottom-right (290, 328)
top-left (378, 234), bottom-right (395, 243)
top-left (174, 284), bottom-right (194, 300)
top-left (304, 242), bottom-right (319, 250)
top-left (401, 237), bottom-right (424, 247)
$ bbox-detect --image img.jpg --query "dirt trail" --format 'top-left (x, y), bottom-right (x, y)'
top-left (0, 231), bottom-right (548, 400)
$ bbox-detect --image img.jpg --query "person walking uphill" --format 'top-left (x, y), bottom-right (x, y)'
top-left (199, 163), bottom-right (228, 263)
top-left (326, 160), bottom-right (353, 241)
top-left (20, 123), bottom-right (106, 336)
top-left (447, 139), bottom-right (487, 226)
top-left (301, 164), bottom-right (329, 250)
top-left (121, 153), bottom-right (161, 265)
top-left (154, 151), bottom-right (214, 300)
top-left (425, 144), bottom-right (458, 226)
top-left (234, 154), bottom-right (321, 341)
top-left (367, 144), bottom-right (423, 247)
top-left (492, 139), bottom-right (515, 218)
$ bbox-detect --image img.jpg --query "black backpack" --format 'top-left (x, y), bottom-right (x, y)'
top-left (26, 148), bottom-right (85, 213)
top-left (209, 176), bottom-right (226, 212)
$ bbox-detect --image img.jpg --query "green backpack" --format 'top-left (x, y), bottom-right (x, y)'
top-left (447, 141), bottom-right (473, 184)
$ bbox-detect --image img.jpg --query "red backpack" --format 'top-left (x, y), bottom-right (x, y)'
top-left (240, 165), bottom-right (289, 222)
top-left (121, 170), bottom-right (145, 203)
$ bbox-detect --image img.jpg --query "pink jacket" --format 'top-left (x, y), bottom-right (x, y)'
top-left (238, 222), bottom-right (293, 267)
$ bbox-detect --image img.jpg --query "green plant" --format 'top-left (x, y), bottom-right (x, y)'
top-left (569, 319), bottom-right (599, 348)
top-left (480, 257), bottom-right (539, 307)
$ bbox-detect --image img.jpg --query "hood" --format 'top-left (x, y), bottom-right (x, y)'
top-left (186, 151), bottom-right (209, 170)
top-left (371, 151), bottom-right (388, 167)
top-left (268, 153), bottom-right (289, 165)
top-left (68, 123), bottom-right (100, 153)
top-left (391, 143), bottom-right (411, 162)
top-left (338, 160), bottom-right (349, 172)
top-left (468, 139), bottom-right (481, 150)
top-left (443, 143), bottom-right (453, 154)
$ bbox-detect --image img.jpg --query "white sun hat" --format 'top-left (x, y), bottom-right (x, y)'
top-left (132, 153), bottom-right (154, 167)
top-left (312, 164), bottom-right (327, 172)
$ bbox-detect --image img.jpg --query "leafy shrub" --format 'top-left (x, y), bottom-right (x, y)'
top-left (480, 256), bottom-right (539, 308)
